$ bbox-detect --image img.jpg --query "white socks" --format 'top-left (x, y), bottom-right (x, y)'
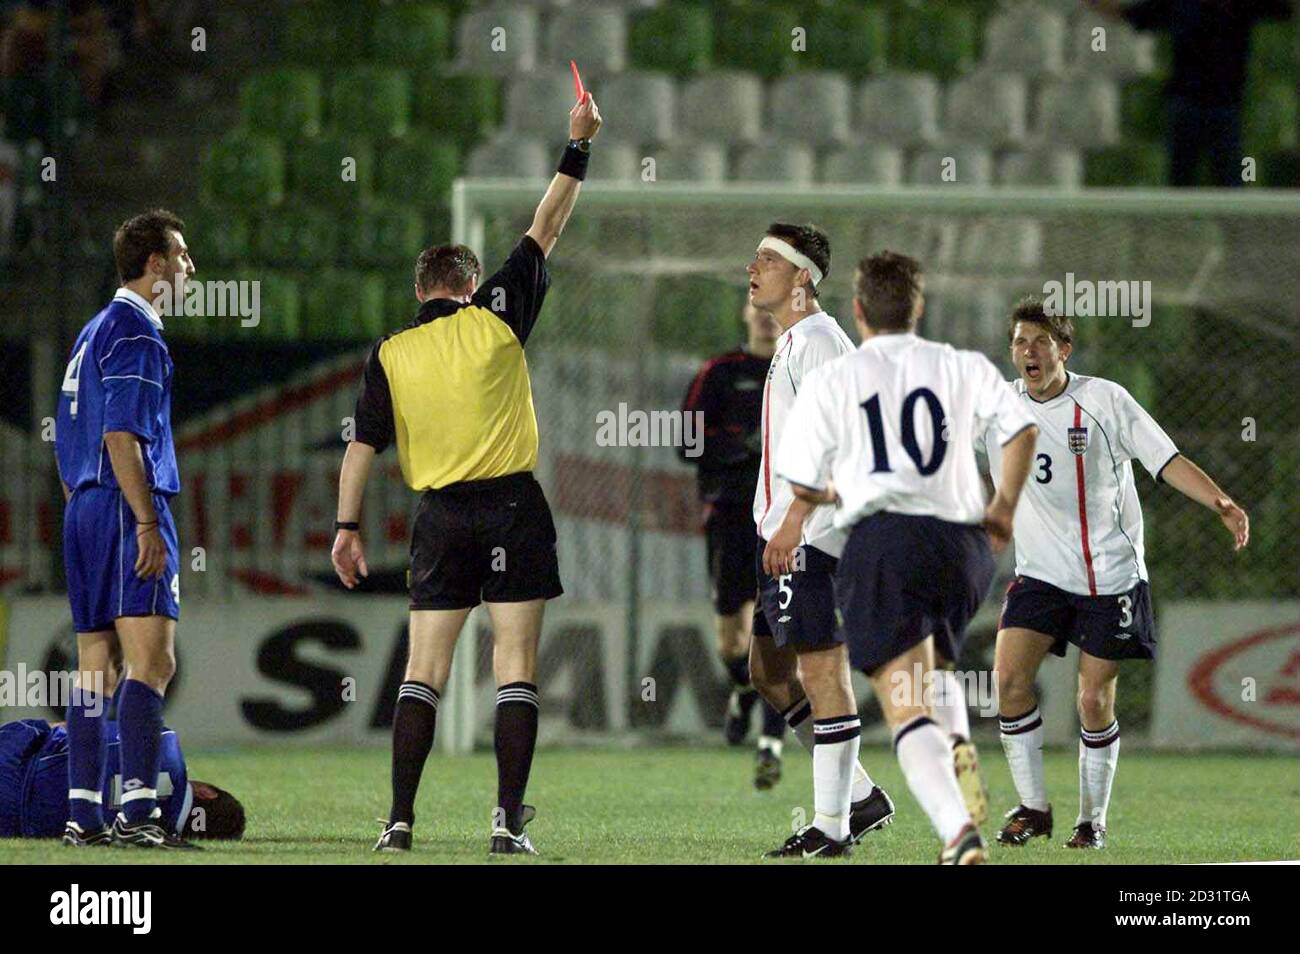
top-left (811, 716), bottom-right (861, 842)
top-left (999, 706), bottom-right (1049, 812)
top-left (894, 715), bottom-right (970, 844)
top-left (1078, 720), bottom-right (1120, 829)
top-left (783, 698), bottom-right (876, 803)
top-left (930, 669), bottom-right (970, 742)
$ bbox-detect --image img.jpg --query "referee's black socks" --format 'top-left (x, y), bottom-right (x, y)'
top-left (389, 681), bottom-right (439, 826)
top-left (494, 681), bottom-right (540, 834)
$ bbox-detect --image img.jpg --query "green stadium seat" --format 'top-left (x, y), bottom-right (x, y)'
top-left (385, 270), bottom-right (421, 328)
top-left (890, 3), bottom-right (978, 80)
top-left (283, 3), bottom-right (366, 66)
top-left (342, 205), bottom-right (426, 267)
top-left (301, 270), bottom-right (387, 340)
top-left (369, 3), bottom-right (451, 67)
top-left (185, 209), bottom-right (254, 266)
top-left (255, 207), bottom-right (339, 267)
top-left (628, 3), bottom-right (712, 75)
top-left (244, 271), bottom-right (302, 341)
top-left (410, 74), bottom-right (500, 145)
top-left (202, 134), bottom-right (285, 206)
top-left (376, 139), bottom-right (459, 208)
top-left (1244, 81), bottom-right (1297, 152)
top-left (239, 68), bottom-right (322, 139)
top-left (1121, 77), bottom-right (1165, 142)
top-left (290, 136), bottom-right (375, 206)
top-left (713, 2), bottom-right (801, 78)
top-left (1084, 142), bottom-right (1166, 187)
top-left (806, 4), bottom-right (888, 77)
top-left (331, 67), bottom-right (411, 138)
top-left (1249, 20), bottom-right (1296, 83)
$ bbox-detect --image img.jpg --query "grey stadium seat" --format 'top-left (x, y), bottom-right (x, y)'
top-left (769, 72), bottom-right (852, 147)
top-left (908, 144), bottom-right (995, 186)
top-left (545, 5), bottom-right (628, 75)
top-left (945, 72), bottom-right (1028, 147)
top-left (585, 140), bottom-right (641, 183)
top-left (858, 74), bottom-right (940, 147)
top-left (597, 72), bottom-right (676, 145)
top-left (983, 6), bottom-right (1067, 76)
top-left (820, 146), bottom-right (905, 186)
top-left (1037, 76), bottom-right (1119, 146)
top-left (997, 149), bottom-right (1083, 188)
top-left (504, 73), bottom-right (578, 138)
top-left (733, 143), bottom-right (816, 185)
top-left (679, 72), bottom-right (763, 145)
top-left (467, 134), bottom-right (550, 179)
top-left (641, 141), bottom-right (728, 184)
top-left (1068, 10), bottom-right (1156, 78)
top-left (453, 6), bottom-right (540, 75)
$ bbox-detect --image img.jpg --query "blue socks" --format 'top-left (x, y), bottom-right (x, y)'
top-left (117, 679), bottom-right (164, 823)
top-left (66, 686), bottom-right (108, 831)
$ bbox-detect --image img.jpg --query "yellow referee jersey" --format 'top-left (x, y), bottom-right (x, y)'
top-left (352, 236), bottom-right (551, 490)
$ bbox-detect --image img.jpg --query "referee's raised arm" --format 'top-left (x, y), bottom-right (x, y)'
top-left (524, 91), bottom-right (602, 258)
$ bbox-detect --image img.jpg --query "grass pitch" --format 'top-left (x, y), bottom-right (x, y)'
top-left (1, 745), bottom-right (1294, 864)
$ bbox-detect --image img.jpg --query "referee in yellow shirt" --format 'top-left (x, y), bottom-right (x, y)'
top-left (331, 92), bottom-right (602, 856)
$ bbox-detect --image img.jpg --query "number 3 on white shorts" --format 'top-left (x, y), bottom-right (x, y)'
top-left (1117, 594), bottom-right (1132, 628)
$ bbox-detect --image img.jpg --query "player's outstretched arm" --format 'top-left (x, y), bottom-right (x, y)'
top-left (1158, 455), bottom-right (1249, 551)
top-left (524, 93), bottom-right (602, 258)
top-left (332, 441), bottom-right (375, 588)
top-left (984, 425), bottom-right (1038, 552)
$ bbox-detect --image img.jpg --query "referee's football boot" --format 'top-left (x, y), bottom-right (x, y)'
top-left (952, 738), bottom-right (989, 826)
top-left (724, 687), bottom-right (759, 746)
top-left (848, 784), bottom-right (896, 842)
top-left (1065, 822), bottom-right (1106, 850)
top-left (62, 821), bottom-right (112, 847)
top-left (763, 825), bottom-right (853, 859)
top-left (754, 746), bottom-right (782, 790)
top-left (996, 803), bottom-right (1053, 846)
top-left (489, 804), bottom-right (538, 855)
top-left (111, 811), bottom-right (201, 850)
top-left (938, 823), bottom-right (987, 865)
top-left (374, 820), bottom-right (412, 852)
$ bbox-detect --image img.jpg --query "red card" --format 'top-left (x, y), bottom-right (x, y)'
top-left (570, 59), bottom-right (585, 103)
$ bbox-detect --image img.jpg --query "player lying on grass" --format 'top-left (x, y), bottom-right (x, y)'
top-left (333, 89), bottom-right (602, 856)
top-left (777, 251), bottom-right (1038, 864)
top-left (678, 302), bottom-right (792, 788)
top-left (983, 298), bottom-right (1249, 850)
top-left (0, 716), bottom-right (245, 844)
top-left (743, 224), bottom-right (895, 858)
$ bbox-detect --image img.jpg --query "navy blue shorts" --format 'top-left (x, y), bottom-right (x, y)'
top-left (64, 487), bottom-right (180, 633)
top-left (999, 575), bottom-right (1156, 661)
top-left (836, 512), bottom-right (995, 675)
top-left (704, 503), bottom-right (757, 616)
top-left (752, 537), bottom-right (842, 651)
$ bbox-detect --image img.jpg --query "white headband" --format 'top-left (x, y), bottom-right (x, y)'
top-left (758, 236), bottom-right (824, 287)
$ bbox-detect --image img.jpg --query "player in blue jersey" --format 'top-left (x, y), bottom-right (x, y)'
top-left (54, 208), bottom-right (195, 848)
top-left (0, 717), bottom-right (245, 842)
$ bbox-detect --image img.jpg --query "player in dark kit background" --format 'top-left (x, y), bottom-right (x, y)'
top-left (679, 302), bottom-right (791, 789)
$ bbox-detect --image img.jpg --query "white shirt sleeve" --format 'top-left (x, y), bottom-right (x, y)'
top-left (776, 367), bottom-right (836, 491)
top-left (1112, 383), bottom-right (1179, 479)
top-left (792, 327), bottom-right (850, 389)
top-left (972, 356), bottom-right (1033, 447)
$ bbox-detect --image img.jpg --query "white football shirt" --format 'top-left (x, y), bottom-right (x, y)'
top-left (979, 372), bottom-right (1178, 596)
top-left (752, 311), bottom-right (855, 556)
top-left (777, 332), bottom-right (1034, 529)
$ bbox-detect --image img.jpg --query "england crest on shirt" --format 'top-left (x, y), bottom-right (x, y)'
top-left (1067, 426), bottom-right (1089, 455)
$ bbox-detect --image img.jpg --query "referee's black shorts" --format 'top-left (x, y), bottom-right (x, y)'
top-left (409, 472), bottom-right (563, 610)
top-left (704, 501), bottom-right (757, 615)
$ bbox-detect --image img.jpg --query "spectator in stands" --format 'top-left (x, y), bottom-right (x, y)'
top-left (1, 0), bottom-right (123, 108)
top-left (0, 106), bottom-right (17, 261)
top-left (1085, 0), bottom-right (1292, 187)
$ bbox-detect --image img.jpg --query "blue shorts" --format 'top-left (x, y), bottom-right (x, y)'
top-left (999, 575), bottom-right (1156, 661)
top-left (836, 512), bottom-right (995, 675)
top-left (752, 537), bottom-right (842, 651)
top-left (64, 487), bottom-right (180, 633)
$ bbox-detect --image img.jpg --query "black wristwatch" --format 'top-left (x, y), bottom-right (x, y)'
top-left (568, 137), bottom-right (592, 153)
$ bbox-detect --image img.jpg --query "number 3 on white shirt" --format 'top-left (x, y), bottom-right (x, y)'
top-left (61, 342), bottom-right (88, 418)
